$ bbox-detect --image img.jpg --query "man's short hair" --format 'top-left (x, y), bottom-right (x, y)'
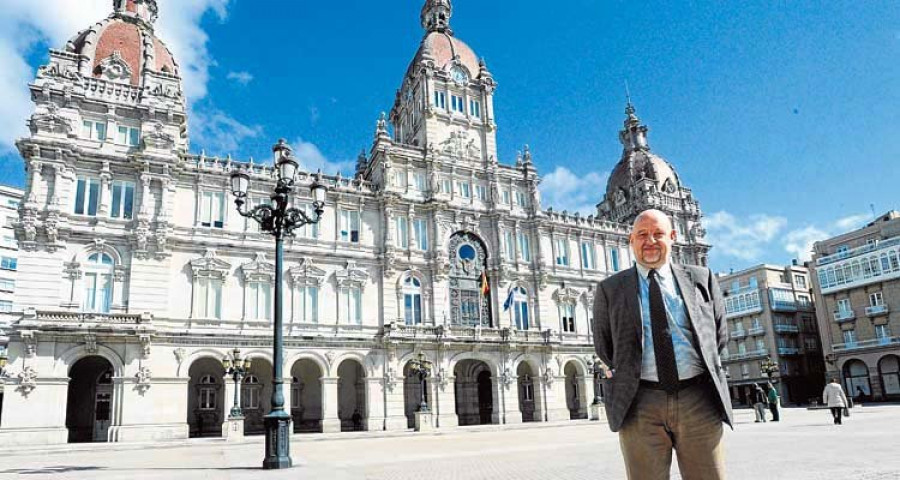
top-left (631, 209), bottom-right (674, 232)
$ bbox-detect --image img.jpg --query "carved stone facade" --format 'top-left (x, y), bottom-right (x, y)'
top-left (0, 0), bottom-right (709, 445)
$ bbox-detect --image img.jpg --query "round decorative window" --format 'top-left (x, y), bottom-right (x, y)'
top-left (458, 244), bottom-right (476, 261)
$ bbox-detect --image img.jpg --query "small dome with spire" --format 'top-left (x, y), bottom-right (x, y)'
top-left (405, 0), bottom-right (480, 81)
top-left (65, 0), bottom-right (178, 87)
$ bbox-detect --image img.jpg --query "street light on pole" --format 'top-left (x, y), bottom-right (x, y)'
top-left (761, 356), bottom-right (779, 382)
top-left (588, 355), bottom-right (603, 405)
top-left (230, 139), bottom-right (327, 470)
top-left (407, 352), bottom-right (433, 412)
top-left (223, 348), bottom-right (252, 418)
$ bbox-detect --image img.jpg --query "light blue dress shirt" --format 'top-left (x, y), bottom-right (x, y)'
top-left (636, 263), bottom-right (706, 382)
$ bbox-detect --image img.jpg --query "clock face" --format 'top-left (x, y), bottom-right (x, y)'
top-left (451, 66), bottom-right (468, 85)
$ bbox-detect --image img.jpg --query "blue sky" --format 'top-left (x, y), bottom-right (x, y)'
top-left (1, 0), bottom-right (898, 273)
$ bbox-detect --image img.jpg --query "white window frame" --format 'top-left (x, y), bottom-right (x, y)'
top-left (199, 191), bottom-right (225, 229)
top-left (474, 184), bottom-right (487, 201)
top-left (504, 230), bottom-right (515, 260)
top-left (242, 375), bottom-right (261, 410)
top-left (396, 216), bottom-right (409, 249)
top-left (82, 119), bottom-right (108, 141)
top-left (518, 232), bottom-right (531, 263)
top-left (247, 280), bottom-right (272, 321)
top-left (580, 241), bottom-right (595, 270)
top-left (74, 177), bottom-right (100, 217)
top-left (555, 238), bottom-right (570, 267)
top-left (296, 285), bottom-right (319, 323)
top-left (451, 94), bottom-right (465, 113)
top-left (514, 190), bottom-right (527, 207)
top-left (341, 286), bottom-right (363, 325)
top-left (194, 276), bottom-right (223, 319)
top-left (340, 210), bottom-right (361, 243)
top-left (433, 91), bottom-right (446, 109)
top-left (110, 180), bottom-right (135, 220)
top-left (402, 276), bottom-right (423, 325)
top-left (0, 278), bottom-right (14, 292)
top-left (83, 252), bottom-right (114, 314)
top-left (414, 218), bottom-right (428, 251)
top-left (837, 298), bottom-right (852, 313)
top-left (198, 375), bottom-right (217, 411)
top-left (469, 99), bottom-right (481, 118)
top-left (560, 303), bottom-right (576, 333)
top-left (458, 181), bottom-right (471, 199)
top-left (609, 247), bottom-right (620, 271)
top-left (0, 300), bottom-right (12, 313)
top-left (870, 292), bottom-right (884, 306)
top-left (412, 172), bottom-right (427, 191)
top-left (115, 124), bottom-right (141, 147)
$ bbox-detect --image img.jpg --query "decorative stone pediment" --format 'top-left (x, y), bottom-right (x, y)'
top-left (288, 258), bottom-right (327, 287)
top-left (553, 287), bottom-right (580, 305)
top-left (439, 129), bottom-right (480, 160)
top-left (97, 51), bottom-right (132, 83)
top-left (142, 122), bottom-right (175, 150)
top-left (241, 252), bottom-right (274, 282)
top-left (190, 249), bottom-right (231, 279)
top-left (334, 261), bottom-right (368, 288)
top-left (29, 103), bottom-right (72, 136)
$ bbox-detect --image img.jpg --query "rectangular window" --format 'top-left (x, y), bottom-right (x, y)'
top-left (741, 364), bottom-right (749, 377)
top-left (0, 278), bottom-right (14, 292)
top-left (342, 287), bottom-right (362, 324)
top-left (837, 298), bottom-right (852, 313)
top-left (0, 257), bottom-right (17, 271)
top-left (194, 277), bottom-right (222, 319)
top-left (249, 282), bottom-right (272, 320)
top-left (555, 238), bottom-right (570, 266)
top-left (442, 179), bottom-right (453, 195)
top-left (870, 292), bottom-right (884, 306)
top-left (394, 170), bottom-right (407, 189)
top-left (0, 300), bottom-right (11, 313)
top-left (404, 293), bottom-right (422, 325)
top-left (414, 218), bottom-right (428, 251)
top-left (458, 181), bottom-right (471, 198)
top-left (340, 210), bottom-right (361, 243)
top-left (74, 177), bottom-right (100, 216)
top-left (6, 198), bottom-right (19, 209)
top-left (199, 191), bottom-right (225, 228)
top-left (82, 120), bottom-right (107, 141)
top-left (469, 99), bottom-right (481, 118)
top-left (502, 190), bottom-right (511, 205)
top-left (561, 304), bottom-right (576, 333)
top-left (297, 204), bottom-right (319, 239)
top-left (433, 91), bottom-right (446, 109)
top-left (876, 324), bottom-right (892, 340)
top-left (199, 388), bottom-right (216, 410)
top-left (474, 184), bottom-right (487, 201)
top-left (610, 247), bottom-right (620, 271)
top-left (794, 275), bottom-right (807, 289)
top-left (396, 216), bottom-right (409, 249)
top-left (581, 242), bottom-right (595, 270)
top-left (413, 172), bottom-right (427, 191)
top-left (116, 125), bottom-right (140, 146)
top-left (843, 329), bottom-right (857, 345)
top-left (110, 181), bottom-right (135, 220)
top-left (451, 94), bottom-right (464, 113)
top-left (297, 285), bottom-right (319, 323)
top-left (514, 190), bottom-right (527, 207)
top-left (518, 232), bottom-right (532, 262)
top-left (504, 231), bottom-right (515, 260)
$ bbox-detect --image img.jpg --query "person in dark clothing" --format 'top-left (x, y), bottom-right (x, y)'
top-left (767, 382), bottom-right (780, 422)
top-left (753, 384), bottom-right (768, 423)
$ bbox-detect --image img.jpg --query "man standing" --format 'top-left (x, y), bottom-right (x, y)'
top-left (753, 384), bottom-right (768, 423)
top-left (593, 209), bottom-right (732, 480)
top-left (767, 382), bottom-right (780, 422)
top-left (823, 377), bottom-right (849, 425)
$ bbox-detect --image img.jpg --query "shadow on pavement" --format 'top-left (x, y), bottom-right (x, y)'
top-left (2, 466), bottom-right (267, 475)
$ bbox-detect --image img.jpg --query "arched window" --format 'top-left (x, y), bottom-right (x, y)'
top-left (511, 287), bottom-right (529, 330)
top-left (242, 374), bottom-right (261, 410)
top-left (84, 253), bottom-right (114, 313)
top-left (403, 276), bottom-right (422, 325)
top-left (198, 375), bottom-right (217, 410)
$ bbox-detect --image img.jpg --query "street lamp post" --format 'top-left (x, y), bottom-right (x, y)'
top-left (229, 139), bottom-right (327, 470)
top-left (0, 349), bottom-right (8, 378)
top-left (407, 352), bottom-right (433, 412)
top-left (761, 356), bottom-right (779, 382)
top-left (588, 355), bottom-right (603, 405)
top-left (223, 348), bottom-right (252, 418)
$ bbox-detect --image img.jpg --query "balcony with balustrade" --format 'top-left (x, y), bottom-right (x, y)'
top-left (833, 336), bottom-right (900, 352)
top-left (833, 310), bottom-right (855, 323)
top-left (773, 324), bottom-right (800, 334)
top-left (777, 347), bottom-right (800, 355)
top-left (722, 349), bottom-right (769, 362)
top-left (866, 305), bottom-right (890, 317)
top-left (730, 329), bottom-right (747, 339)
top-left (748, 326), bottom-right (766, 336)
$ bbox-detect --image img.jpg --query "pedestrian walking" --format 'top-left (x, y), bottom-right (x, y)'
top-left (753, 384), bottom-right (767, 423)
top-left (823, 378), bottom-right (849, 425)
top-left (767, 382), bottom-right (780, 421)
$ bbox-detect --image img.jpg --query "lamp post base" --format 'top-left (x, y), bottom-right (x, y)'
top-left (262, 411), bottom-right (292, 470)
top-left (223, 416), bottom-right (245, 441)
top-left (590, 403), bottom-right (605, 422)
top-left (414, 411), bottom-right (434, 432)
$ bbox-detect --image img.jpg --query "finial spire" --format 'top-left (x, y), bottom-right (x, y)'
top-left (421, 0), bottom-right (453, 34)
top-left (619, 98), bottom-right (650, 153)
top-left (113, 0), bottom-right (158, 26)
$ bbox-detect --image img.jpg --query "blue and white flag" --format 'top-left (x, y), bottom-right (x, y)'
top-left (503, 288), bottom-right (515, 311)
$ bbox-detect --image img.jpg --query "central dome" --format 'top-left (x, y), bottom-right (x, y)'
top-left (407, 31), bottom-right (480, 79)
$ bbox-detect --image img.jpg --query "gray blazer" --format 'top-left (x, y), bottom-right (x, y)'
top-left (592, 264), bottom-right (733, 432)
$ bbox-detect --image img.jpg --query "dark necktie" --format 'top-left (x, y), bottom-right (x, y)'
top-left (649, 269), bottom-right (679, 391)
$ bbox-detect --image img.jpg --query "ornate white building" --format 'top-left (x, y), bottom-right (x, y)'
top-left (0, 0), bottom-right (709, 445)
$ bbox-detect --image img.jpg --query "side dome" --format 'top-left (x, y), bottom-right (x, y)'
top-left (606, 150), bottom-right (682, 203)
top-left (65, 0), bottom-right (179, 86)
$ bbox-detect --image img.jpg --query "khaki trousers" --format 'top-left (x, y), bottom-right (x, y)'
top-left (619, 382), bottom-right (727, 480)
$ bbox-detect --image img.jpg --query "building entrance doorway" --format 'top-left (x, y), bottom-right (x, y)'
top-left (454, 359), bottom-right (496, 426)
top-left (66, 356), bottom-right (115, 443)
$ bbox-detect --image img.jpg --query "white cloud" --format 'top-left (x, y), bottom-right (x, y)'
top-left (0, 0), bottom-right (231, 152)
top-left (190, 106), bottom-right (263, 154)
top-left (783, 226), bottom-right (830, 263)
top-left (704, 211), bottom-right (788, 261)
top-left (832, 213), bottom-right (870, 231)
top-left (291, 139), bottom-right (355, 176)
top-left (226, 71), bottom-right (253, 85)
top-left (539, 166), bottom-right (609, 215)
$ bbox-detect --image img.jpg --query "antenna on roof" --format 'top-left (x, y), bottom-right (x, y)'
top-left (871, 203), bottom-right (877, 218)
top-left (625, 80), bottom-right (633, 108)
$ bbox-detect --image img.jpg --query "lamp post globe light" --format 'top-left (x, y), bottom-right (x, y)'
top-left (223, 348), bottom-right (252, 418)
top-left (229, 139), bottom-right (327, 470)
top-left (408, 352), bottom-right (433, 412)
top-left (761, 356), bottom-right (779, 382)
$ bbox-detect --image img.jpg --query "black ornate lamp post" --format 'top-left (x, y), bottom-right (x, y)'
top-left (588, 355), bottom-right (603, 405)
top-left (229, 139), bottom-right (327, 470)
top-left (761, 356), bottom-right (779, 382)
top-left (408, 352), bottom-right (433, 412)
top-left (222, 348), bottom-right (252, 418)
top-left (0, 349), bottom-right (8, 378)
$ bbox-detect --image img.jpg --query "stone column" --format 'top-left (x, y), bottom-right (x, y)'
top-left (434, 374), bottom-right (458, 428)
top-left (321, 377), bottom-right (341, 433)
top-left (383, 374), bottom-right (407, 431)
top-left (365, 377), bottom-right (386, 431)
top-left (501, 377), bottom-right (522, 424)
top-left (544, 374), bottom-right (570, 422)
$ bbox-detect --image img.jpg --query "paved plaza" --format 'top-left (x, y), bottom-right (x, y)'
top-left (2, 406), bottom-right (900, 480)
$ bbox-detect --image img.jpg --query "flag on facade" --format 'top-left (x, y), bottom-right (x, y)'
top-left (503, 288), bottom-right (515, 311)
top-left (480, 271), bottom-right (490, 296)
